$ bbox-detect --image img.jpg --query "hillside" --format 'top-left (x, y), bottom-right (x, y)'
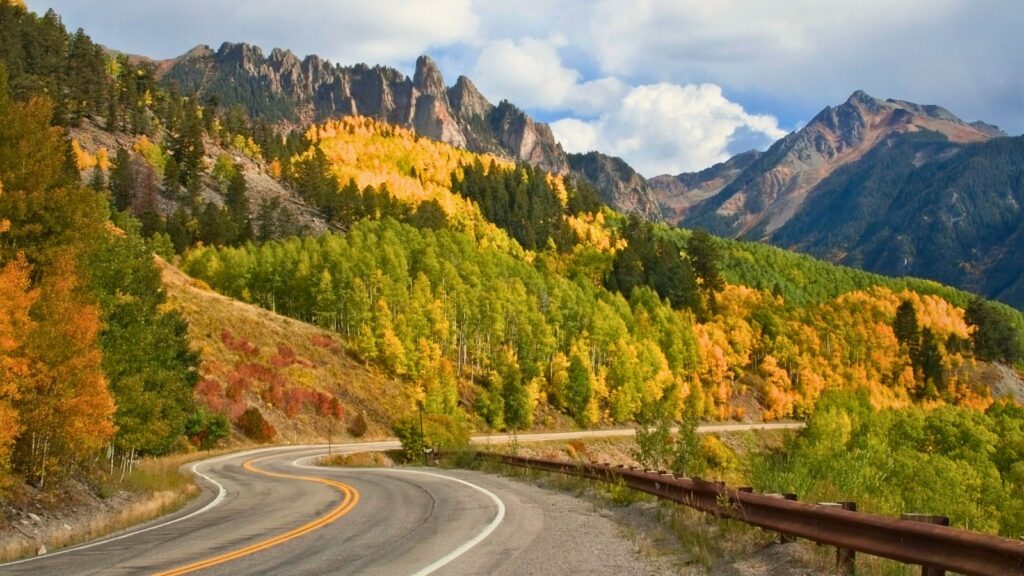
top-left (159, 258), bottom-right (402, 441)
top-left (180, 111), bottom-right (1024, 429)
top-left (568, 151), bottom-right (662, 221)
top-left (771, 133), bottom-right (1024, 308)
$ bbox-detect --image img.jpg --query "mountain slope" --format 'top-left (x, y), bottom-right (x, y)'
top-left (772, 132), bottom-right (1024, 308)
top-left (676, 91), bottom-right (1004, 238)
top-left (158, 44), bottom-right (570, 175)
top-left (567, 151), bottom-right (662, 220)
top-left (649, 150), bottom-right (761, 223)
top-left (160, 257), bottom-right (402, 441)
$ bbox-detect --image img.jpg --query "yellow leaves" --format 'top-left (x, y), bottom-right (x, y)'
top-left (70, 140), bottom-right (112, 173)
top-left (566, 211), bottom-right (619, 252)
top-left (135, 135), bottom-right (166, 176)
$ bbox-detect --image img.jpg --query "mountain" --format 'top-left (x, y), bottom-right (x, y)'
top-left (771, 132), bottom-right (1024, 308)
top-left (651, 90), bottom-right (1021, 307)
top-left (567, 152), bottom-right (662, 220)
top-left (158, 43), bottom-right (569, 175)
top-left (672, 91), bottom-right (1005, 238)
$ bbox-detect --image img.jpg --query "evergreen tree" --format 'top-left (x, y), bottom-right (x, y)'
top-left (918, 327), bottom-right (945, 398)
top-left (162, 155), bottom-right (181, 199)
top-left (225, 168), bottom-right (250, 242)
top-left (894, 300), bottom-right (920, 347)
top-left (109, 148), bottom-right (134, 212)
top-left (966, 298), bottom-right (1024, 364)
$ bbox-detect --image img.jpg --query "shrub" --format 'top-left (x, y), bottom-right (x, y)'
top-left (393, 412), bottom-right (471, 463)
top-left (236, 407), bottom-right (276, 443)
top-left (347, 411), bottom-right (369, 437)
top-left (185, 407), bottom-right (231, 450)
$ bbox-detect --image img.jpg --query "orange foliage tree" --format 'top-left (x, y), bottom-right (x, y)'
top-left (13, 253), bottom-right (114, 487)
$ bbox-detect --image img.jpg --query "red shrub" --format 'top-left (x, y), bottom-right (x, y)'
top-left (221, 328), bottom-right (259, 356)
top-left (310, 334), bottom-right (340, 352)
top-left (236, 407), bottom-right (276, 442)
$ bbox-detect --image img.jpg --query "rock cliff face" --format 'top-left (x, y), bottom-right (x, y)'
top-left (672, 91), bottom-right (1005, 238)
top-left (567, 152), bottom-right (662, 220)
top-left (159, 44), bottom-right (568, 174)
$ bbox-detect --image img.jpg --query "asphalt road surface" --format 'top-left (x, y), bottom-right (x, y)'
top-left (0, 422), bottom-right (803, 575)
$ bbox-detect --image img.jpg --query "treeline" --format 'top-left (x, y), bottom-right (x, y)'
top-left (0, 68), bottom-right (204, 492)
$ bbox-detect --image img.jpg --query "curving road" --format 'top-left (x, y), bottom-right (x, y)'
top-left (0, 422), bottom-right (802, 575)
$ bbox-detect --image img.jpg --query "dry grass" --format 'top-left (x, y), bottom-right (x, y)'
top-left (159, 258), bottom-right (407, 443)
top-left (0, 450), bottom-right (225, 562)
top-left (317, 451), bottom-right (395, 468)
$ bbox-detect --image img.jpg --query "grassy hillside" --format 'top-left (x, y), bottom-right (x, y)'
top-left (159, 258), bottom-right (404, 442)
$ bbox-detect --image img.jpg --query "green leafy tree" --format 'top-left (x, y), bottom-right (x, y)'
top-left (966, 298), bottom-right (1024, 364)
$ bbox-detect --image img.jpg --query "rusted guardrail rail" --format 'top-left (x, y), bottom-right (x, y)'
top-left (476, 452), bottom-right (1024, 576)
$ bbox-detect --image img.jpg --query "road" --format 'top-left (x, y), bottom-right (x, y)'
top-left (0, 422), bottom-right (802, 575)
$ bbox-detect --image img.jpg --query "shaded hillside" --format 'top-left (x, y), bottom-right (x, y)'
top-left (568, 152), bottom-right (662, 221)
top-left (654, 90), bottom-right (1021, 308)
top-left (772, 132), bottom-right (1024, 308)
top-left (158, 45), bottom-right (569, 174)
top-left (159, 258), bottom-right (404, 441)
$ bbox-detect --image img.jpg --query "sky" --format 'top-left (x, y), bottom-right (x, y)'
top-left (25, 0), bottom-right (1024, 177)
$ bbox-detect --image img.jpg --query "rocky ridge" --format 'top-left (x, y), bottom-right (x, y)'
top-left (159, 44), bottom-right (569, 175)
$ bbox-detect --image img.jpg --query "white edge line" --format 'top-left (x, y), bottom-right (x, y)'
top-left (0, 444), bottom-right (334, 567)
top-left (295, 458), bottom-right (506, 576)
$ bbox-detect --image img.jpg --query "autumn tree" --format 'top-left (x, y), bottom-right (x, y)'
top-left (0, 245), bottom-right (36, 485)
top-left (14, 253), bottom-right (114, 487)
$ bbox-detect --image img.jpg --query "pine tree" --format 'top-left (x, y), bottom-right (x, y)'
top-left (109, 148), bottom-right (134, 212)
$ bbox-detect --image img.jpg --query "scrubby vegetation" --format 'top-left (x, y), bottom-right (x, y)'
top-left (753, 390), bottom-right (1024, 537)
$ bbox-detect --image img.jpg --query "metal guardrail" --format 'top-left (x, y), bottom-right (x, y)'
top-left (476, 452), bottom-right (1024, 576)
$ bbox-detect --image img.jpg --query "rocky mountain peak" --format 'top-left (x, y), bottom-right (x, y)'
top-left (182, 44), bottom-right (213, 60)
top-left (161, 46), bottom-right (572, 177)
top-left (269, 47), bottom-right (300, 68)
top-left (413, 55), bottom-right (446, 99)
top-left (449, 75), bottom-right (492, 120)
top-left (568, 152), bottom-right (661, 220)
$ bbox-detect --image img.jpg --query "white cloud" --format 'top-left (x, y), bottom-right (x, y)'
top-left (552, 83), bottom-right (787, 177)
top-left (28, 0), bottom-right (479, 64)
top-left (471, 37), bottom-right (625, 114)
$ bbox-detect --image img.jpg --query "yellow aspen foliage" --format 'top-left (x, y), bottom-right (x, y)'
top-left (71, 139), bottom-right (96, 170)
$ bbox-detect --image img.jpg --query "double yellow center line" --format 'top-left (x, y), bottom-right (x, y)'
top-left (154, 457), bottom-right (360, 576)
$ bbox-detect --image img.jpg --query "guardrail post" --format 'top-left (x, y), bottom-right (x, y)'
top-left (819, 502), bottom-right (856, 574)
top-left (767, 493), bottom-right (798, 543)
top-left (901, 514), bottom-right (950, 576)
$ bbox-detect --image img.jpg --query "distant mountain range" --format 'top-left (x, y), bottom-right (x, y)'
top-left (149, 43), bottom-right (1021, 307)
